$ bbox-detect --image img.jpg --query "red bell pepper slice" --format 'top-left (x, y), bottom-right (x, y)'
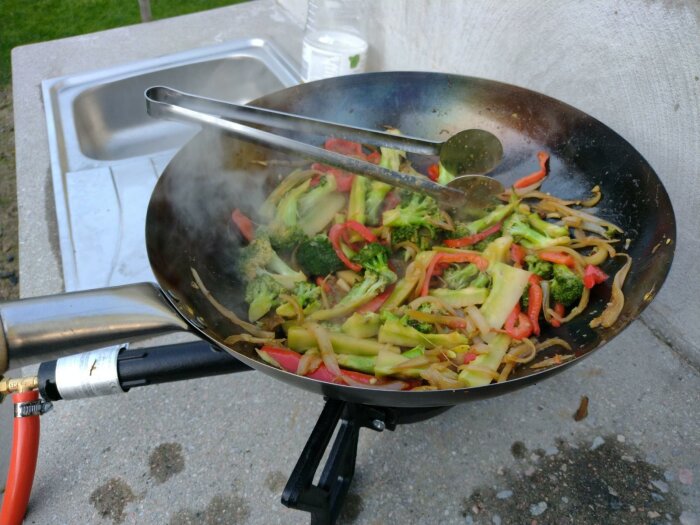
top-left (357, 286), bottom-right (394, 313)
top-left (550, 302), bottom-right (566, 327)
top-left (421, 252), bottom-right (489, 296)
top-left (510, 242), bottom-right (527, 267)
top-left (323, 138), bottom-right (365, 158)
top-left (343, 220), bottom-right (378, 243)
top-left (514, 151), bottom-right (550, 189)
top-left (583, 264), bottom-right (609, 289)
top-left (463, 353), bottom-right (477, 364)
top-left (315, 276), bottom-right (331, 294)
top-left (329, 224), bottom-right (362, 272)
top-left (366, 150), bottom-right (381, 164)
top-left (427, 163), bottom-right (440, 181)
top-left (311, 163), bottom-right (355, 192)
top-left (504, 304), bottom-right (533, 339)
top-left (329, 220), bottom-right (378, 272)
top-left (539, 251), bottom-right (576, 268)
top-left (527, 274), bottom-right (543, 336)
top-left (443, 222), bottom-right (502, 248)
top-left (231, 209), bottom-right (255, 242)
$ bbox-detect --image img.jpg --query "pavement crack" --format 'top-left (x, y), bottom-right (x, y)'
top-left (639, 315), bottom-right (700, 376)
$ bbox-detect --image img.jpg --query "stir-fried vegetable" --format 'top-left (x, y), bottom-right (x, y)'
top-left (218, 139), bottom-right (630, 391)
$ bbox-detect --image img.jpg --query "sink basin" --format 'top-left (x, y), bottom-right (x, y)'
top-left (42, 39), bottom-right (301, 291)
top-left (73, 57), bottom-right (288, 162)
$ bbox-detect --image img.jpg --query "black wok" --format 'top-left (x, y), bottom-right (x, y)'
top-left (0, 72), bottom-right (675, 407)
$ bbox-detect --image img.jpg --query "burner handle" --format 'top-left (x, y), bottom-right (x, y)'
top-left (0, 283), bottom-right (189, 373)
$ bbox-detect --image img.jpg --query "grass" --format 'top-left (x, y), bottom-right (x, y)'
top-left (0, 0), bottom-right (248, 85)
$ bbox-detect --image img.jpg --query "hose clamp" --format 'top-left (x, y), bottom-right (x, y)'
top-left (14, 399), bottom-right (54, 418)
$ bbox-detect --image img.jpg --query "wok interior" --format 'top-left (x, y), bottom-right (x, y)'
top-left (146, 72), bottom-right (675, 407)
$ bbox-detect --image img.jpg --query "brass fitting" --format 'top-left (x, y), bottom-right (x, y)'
top-left (0, 375), bottom-right (39, 396)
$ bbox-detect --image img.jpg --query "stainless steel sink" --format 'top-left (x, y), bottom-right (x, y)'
top-left (42, 39), bottom-right (300, 291)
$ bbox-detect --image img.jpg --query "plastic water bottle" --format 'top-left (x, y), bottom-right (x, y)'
top-left (301, 0), bottom-right (368, 82)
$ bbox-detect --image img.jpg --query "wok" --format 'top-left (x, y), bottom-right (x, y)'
top-left (0, 72), bottom-right (675, 407)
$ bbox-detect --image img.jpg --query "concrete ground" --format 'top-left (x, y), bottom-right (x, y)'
top-left (6, 1), bottom-right (700, 524)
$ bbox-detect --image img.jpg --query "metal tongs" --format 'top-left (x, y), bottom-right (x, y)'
top-left (145, 86), bottom-right (505, 214)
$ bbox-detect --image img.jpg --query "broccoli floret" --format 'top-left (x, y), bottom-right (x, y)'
top-left (382, 191), bottom-right (442, 230)
top-left (471, 272), bottom-right (491, 288)
top-left (403, 302), bottom-right (436, 334)
top-left (266, 179), bottom-right (311, 250)
top-left (294, 281), bottom-right (322, 309)
top-left (406, 317), bottom-right (433, 334)
top-left (442, 263), bottom-right (479, 290)
top-left (352, 243), bottom-right (397, 284)
top-left (245, 274), bottom-right (285, 321)
top-left (275, 281), bottom-right (323, 318)
top-left (524, 254), bottom-right (553, 279)
top-left (391, 224), bottom-right (436, 251)
top-left (296, 234), bottom-right (345, 276)
top-left (503, 213), bottom-right (571, 250)
top-left (521, 283), bottom-right (530, 308)
top-left (527, 213), bottom-right (569, 238)
top-left (550, 264), bottom-right (584, 306)
top-left (267, 225), bottom-right (307, 252)
top-left (237, 236), bottom-right (306, 289)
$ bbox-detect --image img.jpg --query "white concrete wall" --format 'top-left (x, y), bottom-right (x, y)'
top-left (278, 0), bottom-right (700, 366)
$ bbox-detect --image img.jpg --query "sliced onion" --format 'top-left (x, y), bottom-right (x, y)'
top-left (296, 349), bottom-right (322, 376)
top-left (341, 375), bottom-right (406, 390)
top-left (279, 293), bottom-right (304, 323)
top-left (392, 355), bottom-right (437, 370)
top-left (408, 296), bottom-right (458, 317)
top-left (466, 305), bottom-right (490, 338)
top-left (590, 254), bottom-right (632, 328)
top-left (503, 338), bottom-right (537, 364)
top-left (336, 270), bottom-right (361, 286)
top-left (518, 190), bottom-right (577, 205)
top-left (535, 338), bottom-right (572, 352)
top-left (578, 185), bottom-right (602, 207)
top-left (560, 287), bottom-right (590, 323)
top-left (224, 334), bottom-right (285, 346)
top-left (420, 367), bottom-right (463, 389)
top-left (536, 201), bottom-right (622, 236)
top-left (191, 268), bottom-right (274, 339)
top-left (570, 238), bottom-right (617, 266)
top-left (540, 280), bottom-right (553, 323)
top-left (497, 363), bottom-right (514, 383)
top-left (307, 322), bottom-right (341, 377)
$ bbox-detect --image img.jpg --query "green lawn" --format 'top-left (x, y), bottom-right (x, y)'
top-left (0, 0), bottom-right (248, 84)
